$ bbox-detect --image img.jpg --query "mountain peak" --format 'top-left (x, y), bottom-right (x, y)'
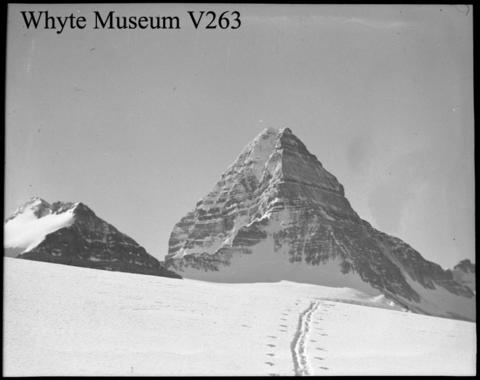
top-left (255, 127), bottom-right (292, 141)
top-left (280, 127), bottom-right (293, 134)
top-left (224, 127), bottom-right (343, 197)
top-left (166, 128), bottom-right (475, 322)
top-left (50, 201), bottom-right (91, 216)
top-left (6, 197), bottom-right (51, 222)
top-left (21, 196), bottom-right (50, 209)
top-left (4, 197), bottom-right (181, 279)
top-left (259, 126), bottom-right (278, 135)
top-left (27, 195), bottom-right (48, 204)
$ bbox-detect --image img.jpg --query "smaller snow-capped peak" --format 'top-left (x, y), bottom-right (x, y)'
top-left (5, 198), bottom-right (182, 279)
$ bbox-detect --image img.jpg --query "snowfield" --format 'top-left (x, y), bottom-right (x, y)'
top-left (3, 258), bottom-right (476, 376)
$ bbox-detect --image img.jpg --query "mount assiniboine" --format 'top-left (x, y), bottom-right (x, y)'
top-left (4, 197), bottom-right (181, 279)
top-left (166, 128), bottom-right (475, 321)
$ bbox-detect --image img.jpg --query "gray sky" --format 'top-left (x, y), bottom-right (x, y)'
top-left (6, 4), bottom-right (474, 268)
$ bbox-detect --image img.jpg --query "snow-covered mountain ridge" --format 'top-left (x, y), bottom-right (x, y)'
top-left (166, 128), bottom-right (475, 321)
top-left (4, 197), bottom-right (180, 279)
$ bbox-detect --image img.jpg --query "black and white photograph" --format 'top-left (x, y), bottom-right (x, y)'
top-left (3, 3), bottom-right (476, 376)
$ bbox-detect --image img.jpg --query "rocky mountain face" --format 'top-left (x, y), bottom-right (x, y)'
top-left (451, 259), bottom-right (475, 293)
top-left (4, 197), bottom-right (181, 279)
top-left (166, 128), bottom-right (475, 321)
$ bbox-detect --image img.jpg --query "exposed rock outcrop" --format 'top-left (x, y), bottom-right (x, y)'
top-left (451, 259), bottom-right (475, 293)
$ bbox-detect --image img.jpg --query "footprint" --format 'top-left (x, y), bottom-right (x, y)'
top-left (310, 339), bottom-right (317, 343)
top-left (267, 335), bottom-right (277, 339)
top-left (316, 347), bottom-right (326, 351)
top-left (241, 324), bottom-right (251, 328)
top-left (265, 362), bottom-right (275, 366)
top-left (267, 344), bottom-right (276, 348)
top-left (279, 324), bottom-right (287, 328)
top-left (320, 367), bottom-right (329, 370)
top-left (320, 333), bottom-right (328, 336)
top-left (266, 353), bottom-right (275, 357)
top-left (314, 357), bottom-right (324, 360)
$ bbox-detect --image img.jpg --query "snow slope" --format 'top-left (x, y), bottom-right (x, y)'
top-left (4, 202), bottom-right (75, 252)
top-left (3, 258), bottom-right (476, 376)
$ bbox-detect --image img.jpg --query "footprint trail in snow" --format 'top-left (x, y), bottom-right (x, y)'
top-left (290, 300), bottom-right (321, 376)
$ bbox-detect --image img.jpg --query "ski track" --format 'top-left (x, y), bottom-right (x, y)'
top-left (290, 300), bottom-right (320, 376)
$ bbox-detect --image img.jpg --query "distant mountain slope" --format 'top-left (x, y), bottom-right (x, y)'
top-left (451, 259), bottom-right (475, 293)
top-left (166, 128), bottom-right (474, 321)
top-left (4, 197), bottom-right (181, 279)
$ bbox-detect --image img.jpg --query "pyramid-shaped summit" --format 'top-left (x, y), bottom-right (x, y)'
top-left (166, 128), bottom-right (475, 321)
